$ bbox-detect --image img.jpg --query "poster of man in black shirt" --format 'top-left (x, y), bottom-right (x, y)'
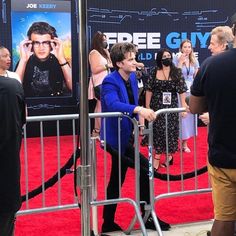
top-left (15, 21), bottom-right (72, 97)
top-left (10, 0), bottom-right (73, 99)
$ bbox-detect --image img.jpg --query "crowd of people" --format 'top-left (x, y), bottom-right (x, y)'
top-left (89, 21), bottom-right (236, 236)
top-left (1, 12), bottom-right (236, 236)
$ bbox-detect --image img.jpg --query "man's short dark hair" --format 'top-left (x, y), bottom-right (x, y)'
top-left (27, 22), bottom-right (58, 39)
top-left (110, 42), bottom-right (136, 70)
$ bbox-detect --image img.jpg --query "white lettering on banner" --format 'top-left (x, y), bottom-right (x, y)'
top-left (117, 32), bottom-right (133, 43)
top-left (104, 33), bottom-right (117, 46)
top-left (26, 3), bottom-right (57, 9)
top-left (133, 33), bottom-right (147, 48)
top-left (26, 3), bottom-right (37, 8)
top-left (147, 33), bottom-right (161, 49)
top-left (104, 32), bottom-right (210, 50)
top-left (105, 32), bottom-right (161, 49)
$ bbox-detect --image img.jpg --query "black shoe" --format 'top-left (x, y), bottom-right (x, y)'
top-left (101, 221), bottom-right (122, 233)
top-left (160, 155), bottom-right (174, 168)
top-left (140, 137), bottom-right (148, 146)
top-left (158, 217), bottom-right (171, 231)
top-left (145, 216), bottom-right (170, 231)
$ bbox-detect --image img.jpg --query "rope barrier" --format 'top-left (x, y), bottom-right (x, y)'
top-left (21, 148), bottom-right (80, 202)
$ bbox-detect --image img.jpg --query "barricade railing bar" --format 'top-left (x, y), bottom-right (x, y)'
top-left (18, 112), bottom-right (154, 236)
top-left (147, 108), bottom-right (211, 236)
top-left (19, 114), bottom-right (79, 215)
top-left (89, 112), bottom-right (151, 235)
top-left (17, 109), bottom-right (211, 236)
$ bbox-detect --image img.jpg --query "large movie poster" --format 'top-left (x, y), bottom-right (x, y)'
top-left (87, 1), bottom-right (235, 67)
top-left (2, 0), bottom-right (80, 136)
top-left (10, 0), bottom-right (77, 114)
top-left (2, 0), bottom-right (235, 116)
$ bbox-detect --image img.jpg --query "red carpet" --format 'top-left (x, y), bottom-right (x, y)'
top-left (15, 127), bottom-right (213, 235)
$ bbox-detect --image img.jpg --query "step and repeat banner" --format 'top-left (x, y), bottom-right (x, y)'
top-left (87, 1), bottom-right (235, 66)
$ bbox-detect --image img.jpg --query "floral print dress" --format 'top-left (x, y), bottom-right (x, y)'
top-left (146, 71), bottom-right (187, 154)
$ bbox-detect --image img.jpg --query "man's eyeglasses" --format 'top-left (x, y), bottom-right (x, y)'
top-left (32, 41), bottom-right (51, 48)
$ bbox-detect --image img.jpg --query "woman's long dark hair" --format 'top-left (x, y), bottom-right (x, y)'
top-left (90, 31), bottom-right (109, 60)
top-left (155, 48), bottom-right (182, 81)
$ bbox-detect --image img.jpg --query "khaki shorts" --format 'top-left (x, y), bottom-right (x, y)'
top-left (208, 163), bottom-right (236, 221)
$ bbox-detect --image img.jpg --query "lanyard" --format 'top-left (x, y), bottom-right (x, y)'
top-left (185, 63), bottom-right (190, 76)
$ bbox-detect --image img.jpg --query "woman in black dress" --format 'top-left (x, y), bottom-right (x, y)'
top-left (145, 48), bottom-right (188, 170)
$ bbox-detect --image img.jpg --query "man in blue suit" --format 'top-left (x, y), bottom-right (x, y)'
top-left (100, 42), bottom-right (170, 233)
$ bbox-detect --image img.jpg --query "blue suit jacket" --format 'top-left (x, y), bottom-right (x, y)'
top-left (100, 70), bottom-right (139, 153)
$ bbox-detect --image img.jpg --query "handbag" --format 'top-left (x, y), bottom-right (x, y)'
top-left (91, 77), bottom-right (101, 100)
top-left (94, 84), bottom-right (101, 100)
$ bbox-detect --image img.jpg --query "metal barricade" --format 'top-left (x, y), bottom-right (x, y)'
top-left (146, 108), bottom-right (211, 236)
top-left (17, 114), bottom-right (80, 216)
top-left (88, 112), bottom-right (156, 236)
top-left (17, 112), bottom-right (158, 236)
top-left (17, 110), bottom-right (211, 235)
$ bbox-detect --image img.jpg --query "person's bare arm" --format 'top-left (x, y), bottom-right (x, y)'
top-left (51, 38), bottom-right (72, 90)
top-left (15, 39), bottom-right (32, 82)
top-left (179, 92), bottom-right (188, 117)
top-left (59, 61), bottom-right (72, 90)
top-left (145, 90), bottom-right (152, 109)
top-left (179, 92), bottom-right (187, 108)
top-left (89, 50), bottom-right (109, 74)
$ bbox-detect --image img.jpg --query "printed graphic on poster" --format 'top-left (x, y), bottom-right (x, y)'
top-left (11, 0), bottom-right (72, 98)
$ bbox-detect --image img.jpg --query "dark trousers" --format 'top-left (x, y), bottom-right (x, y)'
top-left (0, 212), bottom-right (16, 236)
top-left (103, 143), bottom-right (150, 223)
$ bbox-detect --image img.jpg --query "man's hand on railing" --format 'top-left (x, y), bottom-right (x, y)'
top-left (134, 106), bottom-right (156, 122)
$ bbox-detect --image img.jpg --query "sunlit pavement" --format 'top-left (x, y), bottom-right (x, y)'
top-left (104, 220), bottom-right (213, 236)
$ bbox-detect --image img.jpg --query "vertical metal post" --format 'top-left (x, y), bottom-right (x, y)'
top-left (91, 138), bottom-right (98, 235)
top-left (77, 0), bottom-right (91, 236)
